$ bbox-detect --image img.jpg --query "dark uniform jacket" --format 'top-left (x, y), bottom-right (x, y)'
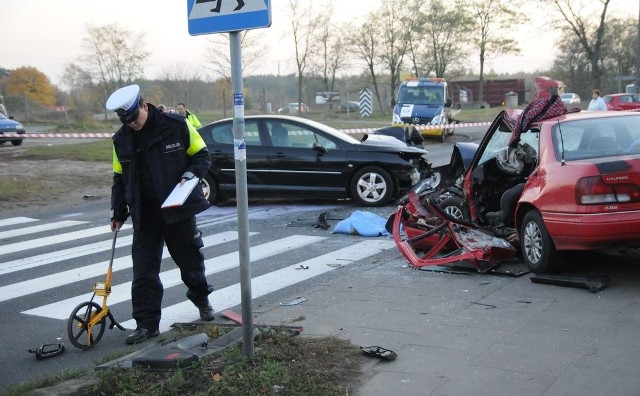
top-left (111, 105), bottom-right (211, 229)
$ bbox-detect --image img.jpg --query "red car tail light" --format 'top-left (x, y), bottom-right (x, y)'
top-left (576, 176), bottom-right (640, 204)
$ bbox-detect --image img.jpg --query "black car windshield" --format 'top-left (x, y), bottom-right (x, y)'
top-left (552, 115), bottom-right (640, 160)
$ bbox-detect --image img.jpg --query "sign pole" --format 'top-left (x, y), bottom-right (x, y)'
top-left (187, 0), bottom-right (271, 360)
top-left (230, 31), bottom-right (254, 358)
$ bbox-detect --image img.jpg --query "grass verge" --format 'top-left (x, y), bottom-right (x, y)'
top-left (20, 140), bottom-right (112, 162)
top-left (11, 326), bottom-right (364, 396)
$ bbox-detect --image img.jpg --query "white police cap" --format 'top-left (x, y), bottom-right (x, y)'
top-left (106, 84), bottom-right (140, 113)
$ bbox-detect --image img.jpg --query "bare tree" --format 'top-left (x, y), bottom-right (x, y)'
top-left (309, 3), bottom-right (346, 92)
top-left (547, 0), bottom-right (611, 89)
top-left (156, 63), bottom-right (203, 108)
top-left (60, 63), bottom-right (96, 113)
top-left (420, 0), bottom-right (472, 78)
top-left (553, 14), bottom-right (637, 98)
top-left (376, 0), bottom-right (413, 110)
top-left (600, 17), bottom-right (638, 91)
top-left (80, 24), bottom-right (148, 101)
top-left (469, 0), bottom-right (524, 103)
top-left (206, 31), bottom-right (265, 84)
top-left (405, 0), bottom-right (435, 79)
top-left (550, 32), bottom-right (592, 97)
top-left (287, 0), bottom-right (317, 114)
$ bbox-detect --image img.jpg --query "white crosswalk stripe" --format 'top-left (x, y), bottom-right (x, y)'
top-left (0, 220), bottom-right (87, 239)
top-left (0, 234), bottom-right (135, 276)
top-left (1, 214), bottom-right (394, 336)
top-left (0, 217), bottom-right (38, 227)
top-left (0, 224), bottom-right (132, 256)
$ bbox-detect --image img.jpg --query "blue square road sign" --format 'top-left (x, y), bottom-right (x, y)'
top-left (187, 0), bottom-right (271, 35)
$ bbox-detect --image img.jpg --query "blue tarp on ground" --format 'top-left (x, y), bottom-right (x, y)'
top-left (332, 210), bottom-right (390, 237)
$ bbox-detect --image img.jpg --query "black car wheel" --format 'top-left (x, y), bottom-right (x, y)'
top-left (520, 210), bottom-right (559, 273)
top-left (201, 174), bottom-right (219, 205)
top-left (351, 166), bottom-right (393, 207)
top-left (11, 139), bottom-right (22, 146)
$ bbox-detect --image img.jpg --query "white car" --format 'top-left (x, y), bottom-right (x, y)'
top-left (560, 93), bottom-right (581, 106)
top-left (277, 103), bottom-right (308, 113)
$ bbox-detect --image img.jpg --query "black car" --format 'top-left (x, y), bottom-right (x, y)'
top-left (0, 113), bottom-right (25, 146)
top-left (197, 115), bottom-right (429, 206)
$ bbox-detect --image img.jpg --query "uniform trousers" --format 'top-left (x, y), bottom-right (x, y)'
top-left (130, 201), bottom-right (212, 330)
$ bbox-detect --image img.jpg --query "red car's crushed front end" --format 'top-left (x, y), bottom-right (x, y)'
top-left (391, 191), bottom-right (518, 273)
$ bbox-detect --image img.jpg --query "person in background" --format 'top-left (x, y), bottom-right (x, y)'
top-left (587, 89), bottom-right (607, 111)
top-left (157, 104), bottom-right (167, 112)
top-left (0, 96), bottom-right (7, 117)
top-left (176, 102), bottom-right (202, 128)
top-left (106, 84), bottom-right (215, 345)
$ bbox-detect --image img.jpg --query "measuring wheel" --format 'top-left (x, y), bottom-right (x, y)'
top-left (67, 301), bottom-right (106, 349)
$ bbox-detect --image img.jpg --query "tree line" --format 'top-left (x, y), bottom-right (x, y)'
top-left (0, 0), bottom-right (635, 121)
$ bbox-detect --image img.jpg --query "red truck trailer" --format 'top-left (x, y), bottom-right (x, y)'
top-left (449, 78), bottom-right (525, 107)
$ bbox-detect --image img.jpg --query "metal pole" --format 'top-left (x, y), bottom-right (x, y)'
top-left (230, 31), bottom-right (254, 358)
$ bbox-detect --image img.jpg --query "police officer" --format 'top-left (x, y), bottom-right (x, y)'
top-left (107, 84), bottom-right (214, 345)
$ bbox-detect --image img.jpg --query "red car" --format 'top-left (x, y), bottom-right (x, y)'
top-left (603, 93), bottom-right (640, 111)
top-left (392, 107), bottom-right (640, 273)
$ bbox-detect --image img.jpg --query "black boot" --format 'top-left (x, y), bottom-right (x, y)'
top-left (198, 304), bottom-right (215, 321)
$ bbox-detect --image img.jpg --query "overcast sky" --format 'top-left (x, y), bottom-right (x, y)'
top-left (1, 0), bottom-right (634, 86)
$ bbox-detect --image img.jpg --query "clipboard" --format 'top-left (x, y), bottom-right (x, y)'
top-left (161, 178), bottom-right (200, 208)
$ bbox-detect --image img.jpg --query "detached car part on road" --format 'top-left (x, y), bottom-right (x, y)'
top-left (198, 115), bottom-right (431, 207)
top-left (0, 113), bottom-right (25, 146)
top-left (391, 96), bottom-right (640, 273)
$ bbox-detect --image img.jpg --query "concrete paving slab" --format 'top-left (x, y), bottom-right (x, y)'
top-left (546, 364), bottom-right (640, 395)
top-left (357, 371), bottom-right (449, 396)
top-left (253, 250), bottom-right (640, 396)
top-left (434, 365), bottom-right (555, 396)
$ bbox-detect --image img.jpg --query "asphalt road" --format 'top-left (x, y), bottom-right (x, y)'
top-left (0, 125), bottom-right (488, 391)
top-left (0, 197), bottom-right (400, 391)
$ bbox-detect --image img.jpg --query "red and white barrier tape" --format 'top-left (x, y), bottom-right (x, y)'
top-left (3, 121), bottom-right (491, 139)
top-left (6, 108), bottom-right (640, 139)
top-left (2, 132), bottom-right (114, 138)
top-left (340, 121), bottom-right (491, 134)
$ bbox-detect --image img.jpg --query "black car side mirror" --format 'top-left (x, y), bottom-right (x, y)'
top-left (445, 98), bottom-right (453, 108)
top-left (312, 142), bottom-right (326, 154)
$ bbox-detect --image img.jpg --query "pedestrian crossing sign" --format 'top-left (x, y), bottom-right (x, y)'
top-left (187, 0), bottom-right (271, 35)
